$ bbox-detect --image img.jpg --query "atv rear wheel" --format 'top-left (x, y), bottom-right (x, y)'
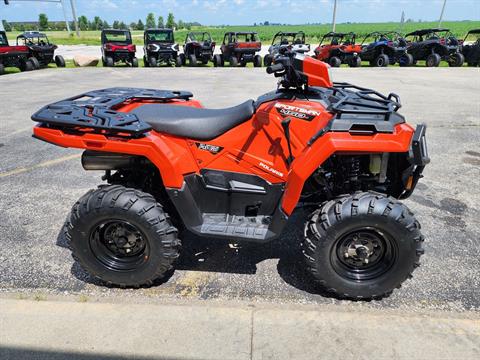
top-left (67, 185), bottom-right (180, 287)
top-left (213, 54), bottom-right (223, 67)
top-left (148, 56), bottom-right (157, 67)
top-left (29, 56), bottom-right (40, 69)
top-left (131, 57), bottom-right (139, 68)
top-left (399, 53), bottom-right (414, 67)
top-left (253, 54), bottom-right (262, 67)
top-left (55, 55), bottom-right (66, 68)
top-left (374, 54), bottom-right (389, 67)
top-left (302, 192), bottom-right (424, 300)
top-left (264, 54), bottom-right (272, 67)
top-left (329, 56), bottom-right (341, 67)
top-left (189, 54), bottom-right (197, 66)
top-left (448, 52), bottom-right (464, 67)
top-left (230, 56), bottom-right (238, 67)
top-left (426, 53), bottom-right (441, 67)
top-left (0, 63), bottom-right (4, 75)
top-left (105, 56), bottom-right (114, 67)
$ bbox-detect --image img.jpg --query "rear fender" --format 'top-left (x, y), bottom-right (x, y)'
top-left (32, 126), bottom-right (197, 188)
top-left (281, 123), bottom-right (414, 215)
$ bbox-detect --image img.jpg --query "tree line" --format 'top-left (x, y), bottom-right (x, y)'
top-left (2, 12), bottom-right (200, 32)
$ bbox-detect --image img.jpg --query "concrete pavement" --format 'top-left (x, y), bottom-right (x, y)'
top-left (1, 297), bottom-right (479, 360)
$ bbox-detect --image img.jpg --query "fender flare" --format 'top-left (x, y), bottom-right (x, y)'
top-left (280, 123), bottom-right (414, 215)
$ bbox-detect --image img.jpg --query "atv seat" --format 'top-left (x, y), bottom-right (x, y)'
top-left (130, 100), bottom-right (255, 140)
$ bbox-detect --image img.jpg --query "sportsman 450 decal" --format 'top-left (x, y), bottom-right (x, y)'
top-left (195, 142), bottom-right (224, 154)
top-left (274, 103), bottom-right (320, 121)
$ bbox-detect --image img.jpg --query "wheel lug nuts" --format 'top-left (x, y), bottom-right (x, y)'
top-left (344, 252), bottom-right (349, 258)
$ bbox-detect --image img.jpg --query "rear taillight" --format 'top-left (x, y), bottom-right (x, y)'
top-left (440, 39), bottom-right (446, 45)
top-left (105, 44), bottom-right (112, 51)
top-left (387, 41), bottom-right (393, 46)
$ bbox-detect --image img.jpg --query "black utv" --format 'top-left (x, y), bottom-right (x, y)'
top-left (16, 31), bottom-right (65, 69)
top-left (359, 31), bottom-right (412, 67)
top-left (180, 32), bottom-right (215, 66)
top-left (405, 28), bottom-right (464, 67)
top-left (461, 29), bottom-right (480, 67)
top-left (143, 29), bottom-right (182, 67)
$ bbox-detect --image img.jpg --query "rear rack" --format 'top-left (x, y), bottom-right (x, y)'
top-left (32, 87), bottom-right (193, 137)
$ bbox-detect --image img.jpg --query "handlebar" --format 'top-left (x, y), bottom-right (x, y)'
top-left (266, 63), bottom-right (285, 74)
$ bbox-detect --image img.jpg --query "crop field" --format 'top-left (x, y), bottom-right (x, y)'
top-left (6, 21), bottom-right (480, 46)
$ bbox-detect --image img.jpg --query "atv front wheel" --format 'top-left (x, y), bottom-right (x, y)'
top-left (230, 56), bottom-right (238, 67)
top-left (29, 56), bottom-right (41, 69)
top-left (448, 52), bottom-right (464, 67)
top-left (426, 53), bottom-right (441, 67)
top-left (0, 63), bottom-right (4, 75)
top-left (175, 56), bottom-right (183, 67)
top-left (399, 53), bottom-right (414, 67)
top-left (67, 185), bottom-right (180, 287)
top-left (131, 57), bottom-right (139, 68)
top-left (374, 54), bottom-right (389, 67)
top-left (55, 55), bottom-right (66, 68)
top-left (105, 56), bottom-right (114, 67)
top-left (329, 56), bottom-right (341, 67)
top-left (213, 54), bottom-right (223, 67)
top-left (253, 54), bottom-right (262, 67)
top-left (20, 59), bottom-right (34, 72)
top-left (264, 54), bottom-right (272, 67)
top-left (189, 54), bottom-right (197, 67)
top-left (302, 192), bottom-right (424, 300)
top-left (349, 56), bottom-right (361, 68)
top-left (148, 56), bottom-right (157, 67)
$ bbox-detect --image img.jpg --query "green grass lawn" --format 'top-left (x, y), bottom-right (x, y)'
top-left (6, 21), bottom-right (480, 46)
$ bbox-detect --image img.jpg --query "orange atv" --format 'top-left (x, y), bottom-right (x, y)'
top-left (32, 51), bottom-right (429, 300)
top-left (313, 32), bottom-right (363, 67)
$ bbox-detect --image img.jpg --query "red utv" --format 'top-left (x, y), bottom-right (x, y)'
top-left (101, 29), bottom-right (138, 67)
top-left (214, 32), bottom-right (262, 67)
top-left (0, 30), bottom-right (35, 75)
top-left (313, 32), bottom-right (363, 67)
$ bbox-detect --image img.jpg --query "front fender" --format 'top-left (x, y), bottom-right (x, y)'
top-left (281, 123), bottom-right (414, 215)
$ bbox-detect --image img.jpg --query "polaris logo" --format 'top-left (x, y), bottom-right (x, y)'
top-left (195, 142), bottom-right (223, 154)
top-left (259, 162), bottom-right (284, 178)
top-left (274, 103), bottom-right (320, 121)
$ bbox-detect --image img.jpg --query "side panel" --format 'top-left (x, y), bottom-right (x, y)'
top-left (281, 123), bottom-right (414, 215)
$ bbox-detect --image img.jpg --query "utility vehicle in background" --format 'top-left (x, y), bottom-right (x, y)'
top-left (405, 28), bottom-right (464, 67)
top-left (16, 31), bottom-right (65, 69)
top-left (0, 30), bottom-right (34, 75)
top-left (143, 28), bottom-right (182, 67)
top-left (181, 31), bottom-right (215, 66)
top-left (101, 29), bottom-right (138, 67)
top-left (461, 29), bottom-right (480, 67)
top-left (264, 31), bottom-right (310, 66)
top-left (32, 49), bottom-right (429, 300)
top-left (359, 31), bottom-right (413, 67)
top-left (313, 32), bottom-right (362, 67)
top-left (215, 32), bottom-right (262, 67)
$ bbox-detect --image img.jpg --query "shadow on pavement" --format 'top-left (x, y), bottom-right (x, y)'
top-left (55, 209), bottom-right (334, 298)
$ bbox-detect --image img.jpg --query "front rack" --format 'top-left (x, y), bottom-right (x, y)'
top-left (32, 87), bottom-right (193, 137)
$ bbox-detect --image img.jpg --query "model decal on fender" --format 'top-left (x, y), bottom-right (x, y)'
top-left (195, 142), bottom-right (223, 154)
top-left (259, 162), bottom-right (284, 178)
top-left (274, 103), bottom-right (320, 121)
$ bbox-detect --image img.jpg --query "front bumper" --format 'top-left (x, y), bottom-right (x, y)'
top-left (400, 123), bottom-right (430, 198)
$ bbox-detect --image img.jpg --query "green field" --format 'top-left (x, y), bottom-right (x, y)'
top-left (6, 21), bottom-right (480, 45)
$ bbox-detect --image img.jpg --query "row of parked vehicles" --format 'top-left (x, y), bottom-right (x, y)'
top-left (101, 27), bottom-right (480, 68)
top-left (1, 28), bottom-right (479, 74)
top-left (0, 31), bottom-right (65, 74)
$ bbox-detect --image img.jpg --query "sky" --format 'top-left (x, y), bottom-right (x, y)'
top-left (0, 0), bottom-right (479, 25)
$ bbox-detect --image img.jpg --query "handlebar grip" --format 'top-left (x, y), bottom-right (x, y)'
top-left (266, 63), bottom-right (285, 74)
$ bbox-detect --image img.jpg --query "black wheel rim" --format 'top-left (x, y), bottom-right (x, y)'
top-left (331, 227), bottom-right (397, 281)
top-left (89, 220), bottom-right (149, 271)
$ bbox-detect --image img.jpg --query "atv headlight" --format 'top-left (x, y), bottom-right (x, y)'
top-left (172, 43), bottom-right (179, 51)
top-left (148, 44), bottom-right (159, 51)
